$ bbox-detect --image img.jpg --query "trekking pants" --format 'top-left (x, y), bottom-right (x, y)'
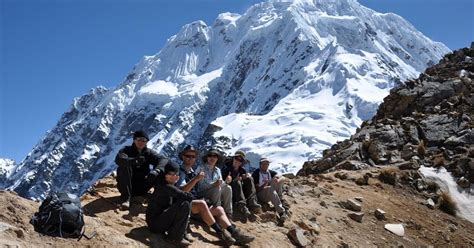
top-left (257, 180), bottom-right (285, 214)
top-left (147, 199), bottom-right (191, 241)
top-left (199, 184), bottom-right (233, 215)
top-left (116, 165), bottom-right (152, 202)
top-left (230, 177), bottom-right (260, 208)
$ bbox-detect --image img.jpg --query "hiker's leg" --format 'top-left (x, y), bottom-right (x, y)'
top-left (191, 200), bottom-right (215, 226)
top-left (164, 199), bottom-right (192, 240)
top-left (271, 179), bottom-right (284, 198)
top-left (257, 187), bottom-right (284, 214)
top-left (210, 206), bottom-right (232, 229)
top-left (220, 184), bottom-right (233, 215)
top-left (200, 186), bottom-right (221, 207)
top-left (242, 177), bottom-right (259, 208)
top-left (230, 180), bottom-right (246, 205)
top-left (116, 166), bottom-right (132, 202)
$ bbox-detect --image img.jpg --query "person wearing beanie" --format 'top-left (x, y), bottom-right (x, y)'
top-left (174, 145), bottom-right (254, 246)
top-left (115, 130), bottom-right (169, 210)
top-left (195, 148), bottom-right (234, 219)
top-left (146, 160), bottom-right (193, 247)
top-left (252, 157), bottom-right (289, 225)
top-left (222, 150), bottom-right (262, 219)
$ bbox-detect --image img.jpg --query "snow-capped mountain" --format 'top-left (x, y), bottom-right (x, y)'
top-left (2, 0), bottom-right (450, 199)
top-left (0, 158), bottom-right (15, 188)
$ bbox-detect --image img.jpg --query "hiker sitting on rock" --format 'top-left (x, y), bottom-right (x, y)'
top-left (195, 148), bottom-right (233, 219)
top-left (222, 150), bottom-right (262, 218)
top-left (114, 130), bottom-right (168, 209)
top-left (146, 161), bottom-right (193, 247)
top-left (174, 145), bottom-right (254, 246)
top-left (252, 157), bottom-right (289, 223)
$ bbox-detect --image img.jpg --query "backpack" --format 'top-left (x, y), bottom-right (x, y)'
top-left (31, 192), bottom-right (85, 238)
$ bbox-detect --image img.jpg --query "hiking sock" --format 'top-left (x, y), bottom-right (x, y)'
top-left (210, 222), bottom-right (223, 234)
top-left (226, 224), bottom-right (236, 234)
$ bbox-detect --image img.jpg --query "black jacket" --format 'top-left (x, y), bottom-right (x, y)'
top-left (115, 144), bottom-right (168, 186)
top-left (147, 174), bottom-right (193, 218)
top-left (251, 168), bottom-right (278, 192)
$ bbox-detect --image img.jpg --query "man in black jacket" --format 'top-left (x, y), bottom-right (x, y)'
top-left (115, 130), bottom-right (168, 209)
top-left (146, 161), bottom-right (193, 247)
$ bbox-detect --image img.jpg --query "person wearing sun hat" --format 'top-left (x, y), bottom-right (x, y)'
top-left (174, 145), bottom-right (254, 246)
top-left (195, 148), bottom-right (234, 218)
top-left (222, 150), bottom-right (262, 218)
top-left (115, 130), bottom-right (169, 210)
top-left (252, 157), bottom-right (289, 223)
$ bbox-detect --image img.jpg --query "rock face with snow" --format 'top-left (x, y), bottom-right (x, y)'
top-left (1, 0), bottom-right (449, 199)
top-left (0, 158), bottom-right (15, 188)
top-left (299, 43), bottom-right (474, 222)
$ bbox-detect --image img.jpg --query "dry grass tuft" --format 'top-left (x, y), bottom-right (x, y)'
top-left (439, 191), bottom-right (457, 216)
top-left (378, 168), bottom-right (398, 185)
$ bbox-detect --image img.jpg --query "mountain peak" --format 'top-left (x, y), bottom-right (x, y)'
top-left (3, 0), bottom-right (450, 199)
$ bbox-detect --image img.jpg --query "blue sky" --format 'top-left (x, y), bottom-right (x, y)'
top-left (1, 0), bottom-right (473, 162)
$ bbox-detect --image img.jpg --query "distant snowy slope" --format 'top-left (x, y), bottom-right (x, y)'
top-left (0, 158), bottom-right (15, 188)
top-left (4, 0), bottom-right (449, 199)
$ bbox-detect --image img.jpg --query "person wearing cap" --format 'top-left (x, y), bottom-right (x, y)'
top-left (174, 145), bottom-right (254, 246)
top-left (115, 130), bottom-right (169, 209)
top-left (221, 150), bottom-right (262, 218)
top-left (146, 161), bottom-right (193, 247)
top-left (252, 157), bottom-right (289, 223)
top-left (195, 148), bottom-right (233, 218)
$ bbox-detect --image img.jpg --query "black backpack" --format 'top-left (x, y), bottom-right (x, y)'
top-left (31, 192), bottom-right (85, 238)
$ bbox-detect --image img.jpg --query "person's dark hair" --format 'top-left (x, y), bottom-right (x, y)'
top-left (133, 130), bottom-right (149, 141)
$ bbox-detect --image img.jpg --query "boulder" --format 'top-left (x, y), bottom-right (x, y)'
top-left (456, 177), bottom-right (471, 188)
top-left (375, 209), bottom-right (386, 220)
top-left (348, 212), bottom-right (364, 223)
top-left (288, 227), bottom-right (309, 247)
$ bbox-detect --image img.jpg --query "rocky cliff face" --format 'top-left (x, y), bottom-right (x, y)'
top-left (299, 43), bottom-right (474, 221)
top-left (2, 0), bottom-right (449, 200)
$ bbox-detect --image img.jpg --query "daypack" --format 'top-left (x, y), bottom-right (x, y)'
top-left (31, 192), bottom-right (84, 238)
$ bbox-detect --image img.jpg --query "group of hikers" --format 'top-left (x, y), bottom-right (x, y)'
top-left (115, 130), bottom-right (290, 246)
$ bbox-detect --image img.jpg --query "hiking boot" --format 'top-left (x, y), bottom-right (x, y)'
top-left (231, 228), bottom-right (255, 245)
top-left (219, 230), bottom-right (236, 246)
top-left (281, 199), bottom-right (290, 211)
top-left (239, 205), bottom-right (252, 217)
top-left (163, 236), bottom-right (192, 247)
top-left (183, 232), bottom-right (195, 242)
top-left (120, 200), bottom-right (130, 210)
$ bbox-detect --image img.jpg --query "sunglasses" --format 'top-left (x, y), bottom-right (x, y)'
top-left (135, 138), bottom-right (148, 142)
top-left (167, 172), bottom-right (179, 176)
top-left (184, 154), bottom-right (196, 159)
top-left (234, 157), bottom-right (244, 162)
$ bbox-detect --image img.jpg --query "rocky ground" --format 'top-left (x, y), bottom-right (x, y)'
top-left (1, 168), bottom-right (474, 247)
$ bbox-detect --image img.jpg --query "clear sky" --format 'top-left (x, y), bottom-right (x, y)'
top-left (1, 0), bottom-right (473, 163)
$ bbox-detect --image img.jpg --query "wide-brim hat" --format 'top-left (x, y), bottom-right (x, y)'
top-left (233, 150), bottom-right (249, 164)
top-left (179, 144), bottom-right (199, 160)
top-left (202, 148), bottom-right (222, 163)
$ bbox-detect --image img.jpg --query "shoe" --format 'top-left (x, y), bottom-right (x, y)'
top-left (219, 230), bottom-right (236, 246)
top-left (239, 205), bottom-right (252, 217)
top-left (231, 228), bottom-right (255, 245)
top-left (278, 211), bottom-right (288, 222)
top-left (163, 236), bottom-right (191, 247)
top-left (183, 232), bottom-right (195, 242)
top-left (120, 200), bottom-right (130, 210)
top-left (281, 199), bottom-right (290, 211)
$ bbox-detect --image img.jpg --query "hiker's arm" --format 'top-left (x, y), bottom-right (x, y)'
top-left (180, 171), bottom-right (204, 193)
top-left (149, 150), bottom-right (169, 171)
top-left (115, 149), bottom-right (138, 167)
top-left (162, 184), bottom-right (193, 201)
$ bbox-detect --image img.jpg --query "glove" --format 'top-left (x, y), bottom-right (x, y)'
top-left (147, 169), bottom-right (160, 185)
